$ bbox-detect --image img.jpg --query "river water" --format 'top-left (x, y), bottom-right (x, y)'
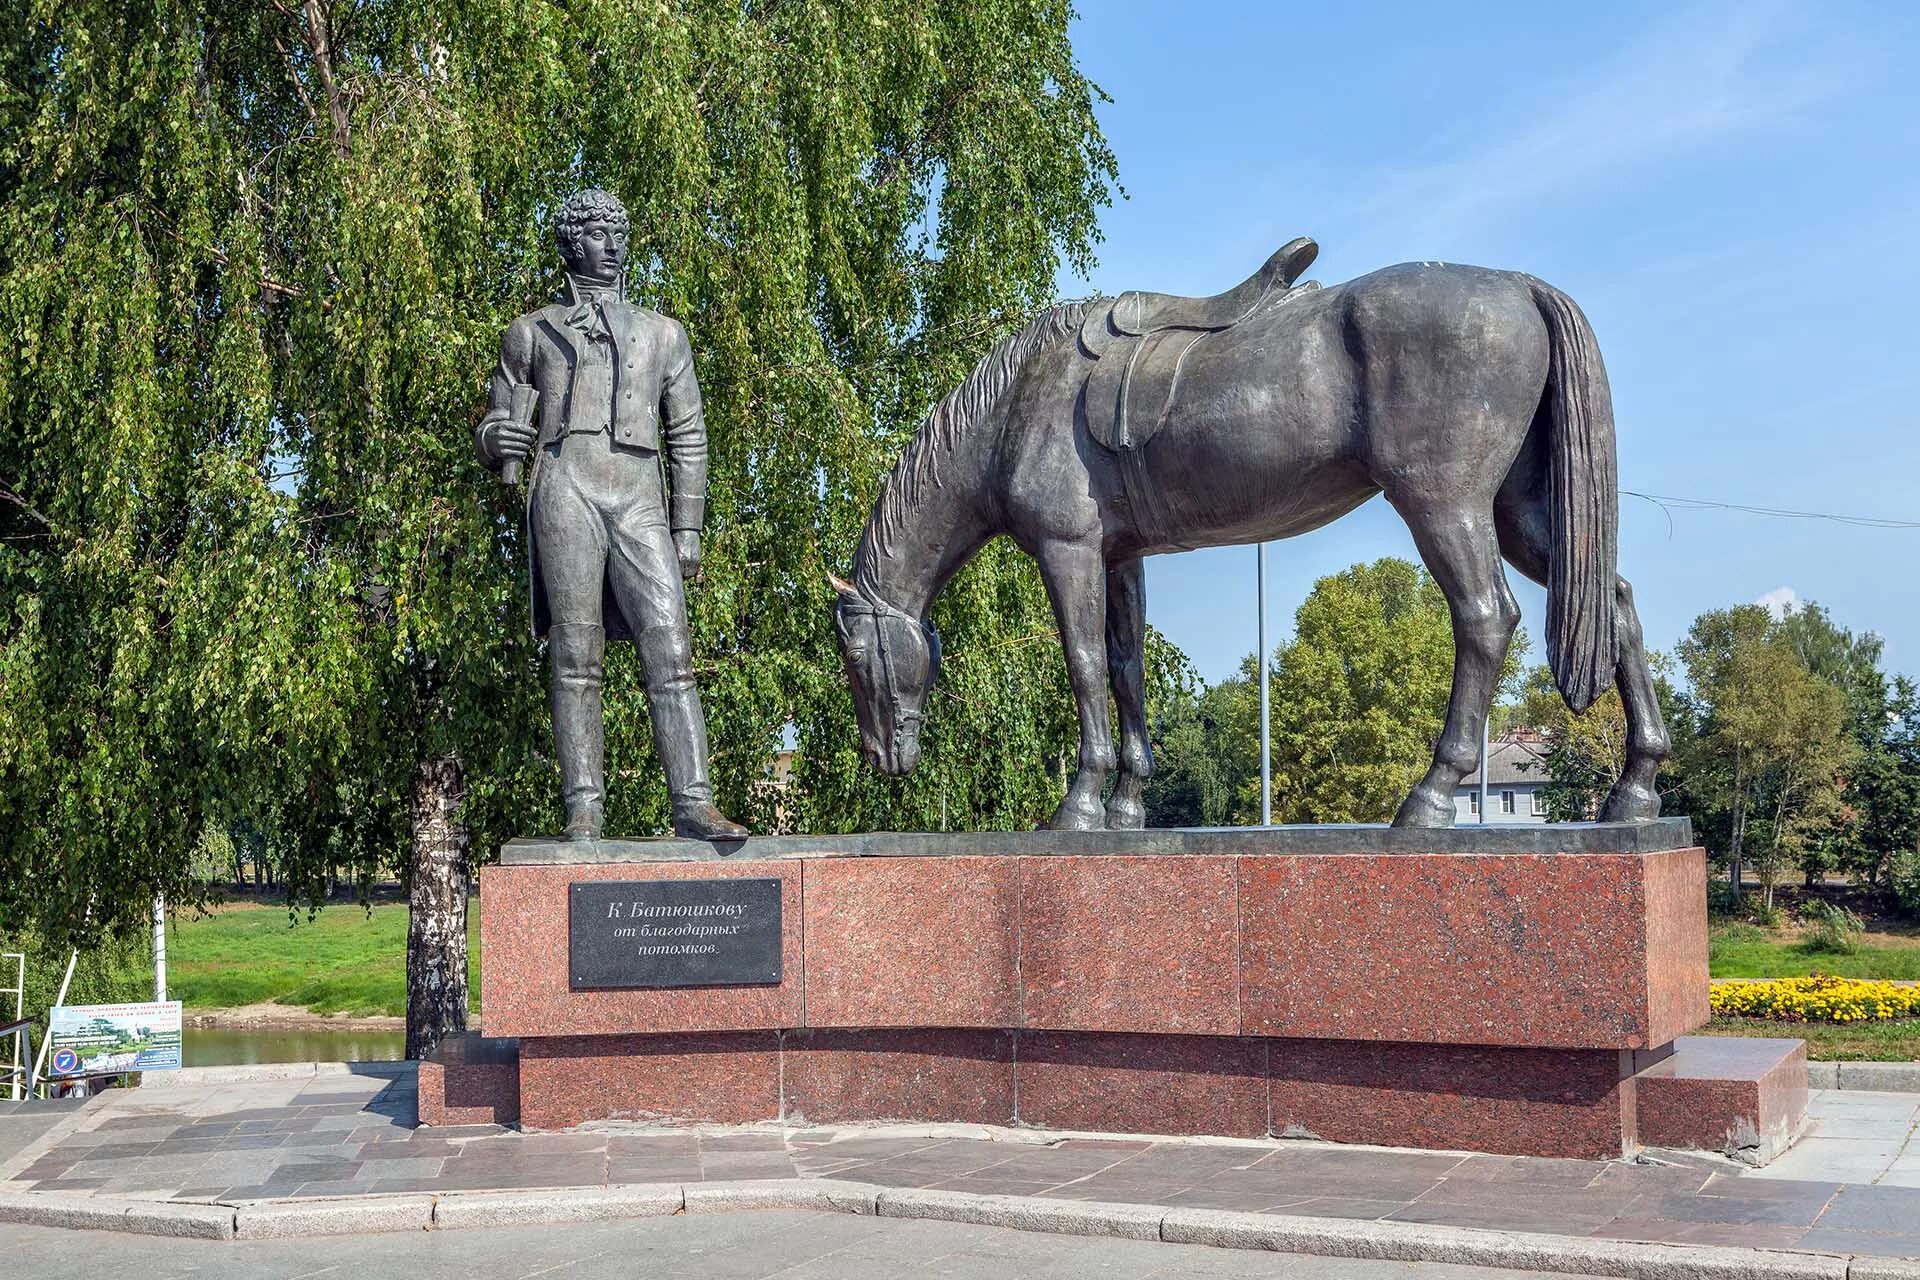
top-left (182, 1026), bottom-right (407, 1067)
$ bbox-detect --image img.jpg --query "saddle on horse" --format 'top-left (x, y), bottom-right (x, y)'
top-left (1080, 236), bottom-right (1319, 451)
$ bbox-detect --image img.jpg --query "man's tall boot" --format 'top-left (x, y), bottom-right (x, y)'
top-left (637, 624), bottom-right (749, 841)
top-left (549, 622), bottom-right (607, 841)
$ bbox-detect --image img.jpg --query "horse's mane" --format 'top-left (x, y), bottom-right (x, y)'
top-left (857, 301), bottom-right (1088, 583)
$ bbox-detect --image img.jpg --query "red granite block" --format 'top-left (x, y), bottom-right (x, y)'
top-left (517, 1032), bottom-right (779, 1130)
top-left (1642, 850), bottom-right (1712, 1047)
top-left (801, 858), bottom-right (1018, 1028)
top-left (480, 861), bottom-right (802, 1038)
top-left (781, 1029), bottom-right (1016, 1126)
top-left (1238, 851), bottom-right (1708, 1048)
top-left (1635, 1035), bottom-right (1807, 1163)
top-left (418, 1033), bottom-right (520, 1127)
top-left (1015, 1031), bottom-right (1268, 1137)
top-left (1268, 1038), bottom-right (1637, 1158)
top-left (1018, 856), bottom-right (1238, 1035)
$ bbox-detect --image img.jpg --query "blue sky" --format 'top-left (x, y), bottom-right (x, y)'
top-left (1061, 0), bottom-right (1920, 685)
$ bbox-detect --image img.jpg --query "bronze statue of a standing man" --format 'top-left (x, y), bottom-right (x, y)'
top-left (477, 188), bottom-right (748, 842)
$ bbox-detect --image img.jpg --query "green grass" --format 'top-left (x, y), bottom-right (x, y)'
top-left (1703, 1015), bottom-right (1920, 1062)
top-left (168, 902), bottom-right (478, 1018)
top-left (1709, 920), bottom-right (1920, 980)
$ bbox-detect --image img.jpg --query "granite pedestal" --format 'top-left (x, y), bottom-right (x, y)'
top-left (440, 820), bottom-right (1804, 1161)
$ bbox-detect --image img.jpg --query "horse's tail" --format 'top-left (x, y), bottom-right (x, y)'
top-left (1529, 277), bottom-right (1618, 714)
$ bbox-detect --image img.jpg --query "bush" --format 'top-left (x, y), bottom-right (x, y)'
top-left (1748, 895), bottom-right (1786, 928)
top-left (1707, 879), bottom-right (1742, 919)
top-left (1799, 900), bottom-right (1866, 955)
top-left (1890, 851), bottom-right (1920, 920)
top-left (1712, 974), bottom-right (1920, 1023)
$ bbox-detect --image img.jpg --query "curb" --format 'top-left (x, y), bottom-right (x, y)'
top-left (1, 1179), bottom-right (1908, 1277)
top-left (1806, 1062), bottom-right (1920, 1094)
top-left (0, 1191), bottom-right (235, 1239)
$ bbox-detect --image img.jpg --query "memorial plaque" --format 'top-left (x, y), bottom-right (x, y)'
top-left (569, 878), bottom-right (782, 990)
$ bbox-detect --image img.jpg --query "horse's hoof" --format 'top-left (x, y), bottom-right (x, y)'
top-left (1598, 782), bottom-right (1661, 823)
top-left (1044, 794), bottom-right (1107, 831)
top-left (1391, 786), bottom-right (1457, 829)
top-left (1104, 796), bottom-right (1146, 830)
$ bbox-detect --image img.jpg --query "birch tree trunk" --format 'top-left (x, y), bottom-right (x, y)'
top-left (405, 754), bottom-right (469, 1061)
top-left (1728, 749), bottom-right (1748, 901)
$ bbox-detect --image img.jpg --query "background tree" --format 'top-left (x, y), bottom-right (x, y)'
top-left (1675, 605), bottom-right (1857, 906)
top-left (1143, 652), bottom-right (1257, 827)
top-left (1851, 679), bottom-right (1920, 890)
top-left (1772, 603), bottom-right (1908, 886)
top-left (0, 2), bottom-right (1126, 976)
top-left (1265, 558), bottom-right (1526, 824)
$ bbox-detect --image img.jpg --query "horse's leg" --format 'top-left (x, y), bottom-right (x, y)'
top-left (1392, 503), bottom-right (1521, 828)
top-left (1104, 556), bottom-right (1151, 830)
top-left (1594, 579), bottom-right (1669, 820)
top-left (1495, 492), bottom-right (1669, 821)
top-left (1035, 536), bottom-right (1116, 831)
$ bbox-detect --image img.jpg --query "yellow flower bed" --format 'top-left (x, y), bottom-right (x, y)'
top-left (1711, 974), bottom-right (1920, 1023)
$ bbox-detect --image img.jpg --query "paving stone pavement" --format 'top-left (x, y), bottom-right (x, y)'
top-left (1746, 1087), bottom-right (1920, 1190)
top-left (8, 1073), bottom-right (1920, 1258)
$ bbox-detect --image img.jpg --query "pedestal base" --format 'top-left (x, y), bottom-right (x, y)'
top-left (450, 823), bottom-right (1806, 1161)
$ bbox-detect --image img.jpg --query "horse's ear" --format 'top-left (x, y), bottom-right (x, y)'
top-left (827, 572), bottom-right (858, 599)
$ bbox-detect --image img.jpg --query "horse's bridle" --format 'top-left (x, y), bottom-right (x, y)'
top-left (841, 590), bottom-right (937, 742)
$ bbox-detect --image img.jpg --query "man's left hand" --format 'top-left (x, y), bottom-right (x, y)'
top-left (674, 530), bottom-right (701, 581)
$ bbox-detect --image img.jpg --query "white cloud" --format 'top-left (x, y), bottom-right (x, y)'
top-left (1755, 586), bottom-right (1799, 619)
top-left (1338, 0), bottom-right (1860, 245)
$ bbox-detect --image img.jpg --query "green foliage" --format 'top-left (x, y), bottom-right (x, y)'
top-left (1706, 877), bottom-right (1744, 919)
top-left (0, 0), bottom-right (1121, 942)
top-left (1848, 681), bottom-right (1920, 890)
top-left (1798, 899), bottom-right (1866, 955)
top-left (1266, 558), bottom-right (1525, 823)
top-left (1888, 849), bottom-right (1920, 920)
top-left (1142, 650), bottom-right (1249, 827)
top-left (0, 927), bottom-right (152, 1028)
top-left (1674, 605), bottom-right (1860, 909)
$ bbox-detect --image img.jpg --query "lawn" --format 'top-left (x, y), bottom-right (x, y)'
top-left (1704, 1015), bottom-right (1920, 1061)
top-left (168, 901), bottom-right (479, 1018)
top-left (1709, 921), bottom-right (1920, 980)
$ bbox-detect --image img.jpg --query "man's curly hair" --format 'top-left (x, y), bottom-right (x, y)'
top-left (555, 188), bottom-right (630, 268)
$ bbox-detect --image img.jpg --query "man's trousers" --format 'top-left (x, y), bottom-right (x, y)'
top-left (529, 432), bottom-right (715, 820)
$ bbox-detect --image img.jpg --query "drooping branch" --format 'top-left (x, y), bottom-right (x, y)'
top-left (0, 483), bottom-right (55, 532)
top-left (263, 0), bottom-right (350, 159)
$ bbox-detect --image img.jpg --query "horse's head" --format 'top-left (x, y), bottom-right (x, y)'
top-left (831, 574), bottom-right (940, 775)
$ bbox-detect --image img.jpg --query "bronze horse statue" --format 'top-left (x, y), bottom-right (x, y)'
top-left (832, 239), bottom-right (1670, 830)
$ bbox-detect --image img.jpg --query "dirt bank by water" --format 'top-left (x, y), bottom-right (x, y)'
top-left (183, 1001), bottom-right (404, 1033)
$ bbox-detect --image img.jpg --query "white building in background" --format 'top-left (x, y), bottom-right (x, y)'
top-left (1453, 731), bottom-right (1552, 824)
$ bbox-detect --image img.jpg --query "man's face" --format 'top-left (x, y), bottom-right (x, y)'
top-left (568, 218), bottom-right (629, 284)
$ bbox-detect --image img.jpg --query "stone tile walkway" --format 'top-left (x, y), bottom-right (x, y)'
top-left (7, 1072), bottom-right (1920, 1259)
top-left (0, 1098), bottom-right (84, 1165)
top-left (1747, 1088), bottom-right (1920, 1189)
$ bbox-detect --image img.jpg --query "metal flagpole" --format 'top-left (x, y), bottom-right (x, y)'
top-left (1479, 716), bottom-right (1491, 825)
top-left (1257, 543), bottom-right (1271, 827)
